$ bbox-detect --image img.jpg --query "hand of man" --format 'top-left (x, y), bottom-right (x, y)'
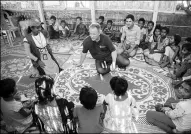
top-left (38, 60), bottom-right (45, 68)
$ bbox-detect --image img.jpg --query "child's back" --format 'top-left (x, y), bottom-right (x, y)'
top-left (103, 76), bottom-right (139, 133)
top-left (104, 92), bottom-right (138, 132)
top-left (73, 104), bottom-right (104, 133)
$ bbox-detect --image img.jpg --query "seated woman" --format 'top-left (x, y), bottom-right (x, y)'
top-left (144, 26), bottom-right (170, 63)
top-left (0, 78), bottom-right (34, 133)
top-left (159, 34), bottom-right (181, 68)
top-left (59, 20), bottom-right (71, 38)
top-left (34, 75), bottom-right (76, 133)
top-left (146, 80), bottom-right (191, 133)
top-left (23, 19), bottom-right (62, 78)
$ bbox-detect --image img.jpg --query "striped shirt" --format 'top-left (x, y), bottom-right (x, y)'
top-left (165, 99), bottom-right (191, 132)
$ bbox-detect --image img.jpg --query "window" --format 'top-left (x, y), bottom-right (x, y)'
top-left (176, 0), bottom-right (191, 11)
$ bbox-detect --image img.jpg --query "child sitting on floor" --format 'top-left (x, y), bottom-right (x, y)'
top-left (0, 78), bottom-right (34, 133)
top-left (170, 43), bottom-right (191, 80)
top-left (139, 21), bottom-right (155, 50)
top-left (72, 16), bottom-right (88, 40)
top-left (103, 76), bottom-right (139, 133)
top-left (138, 18), bottom-right (146, 46)
top-left (73, 86), bottom-right (104, 133)
top-left (59, 20), bottom-right (71, 38)
top-left (159, 34), bottom-right (181, 68)
top-left (103, 20), bottom-right (115, 40)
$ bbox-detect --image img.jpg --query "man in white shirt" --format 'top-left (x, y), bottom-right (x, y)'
top-left (118, 14), bottom-right (141, 58)
top-left (47, 15), bottom-right (60, 39)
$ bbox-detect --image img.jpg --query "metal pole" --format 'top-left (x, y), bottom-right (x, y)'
top-left (152, 1), bottom-right (160, 28)
top-left (90, 1), bottom-right (96, 23)
top-left (37, 1), bottom-right (47, 30)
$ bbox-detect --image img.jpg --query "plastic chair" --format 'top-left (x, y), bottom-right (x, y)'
top-left (1, 11), bottom-right (22, 47)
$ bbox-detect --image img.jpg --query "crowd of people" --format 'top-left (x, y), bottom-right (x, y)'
top-left (1, 13), bottom-right (191, 133)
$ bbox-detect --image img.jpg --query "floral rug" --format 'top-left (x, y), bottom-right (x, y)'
top-left (52, 46), bottom-right (174, 133)
top-left (1, 38), bottom-right (173, 133)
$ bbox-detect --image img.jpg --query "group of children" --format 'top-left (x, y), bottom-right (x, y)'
top-left (0, 75), bottom-right (139, 133)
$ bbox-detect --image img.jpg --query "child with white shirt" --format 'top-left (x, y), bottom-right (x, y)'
top-left (0, 78), bottom-right (34, 133)
top-left (103, 76), bottom-right (139, 133)
top-left (59, 20), bottom-right (71, 38)
top-left (48, 15), bottom-right (60, 39)
top-left (146, 80), bottom-right (191, 133)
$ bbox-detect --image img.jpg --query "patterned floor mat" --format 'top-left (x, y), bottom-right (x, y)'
top-left (1, 38), bottom-right (174, 133)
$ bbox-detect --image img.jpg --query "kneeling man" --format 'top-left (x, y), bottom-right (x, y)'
top-left (75, 23), bottom-right (130, 75)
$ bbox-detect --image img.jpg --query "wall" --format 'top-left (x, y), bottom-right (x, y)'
top-left (1, 1), bottom-right (191, 37)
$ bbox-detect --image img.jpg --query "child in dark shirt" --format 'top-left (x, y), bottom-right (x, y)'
top-left (103, 20), bottom-right (115, 40)
top-left (73, 86), bottom-right (104, 133)
top-left (73, 16), bottom-right (88, 40)
top-left (59, 20), bottom-right (71, 38)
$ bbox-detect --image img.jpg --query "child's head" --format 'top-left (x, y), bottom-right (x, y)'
top-left (161, 26), bottom-right (169, 38)
top-left (50, 15), bottom-right (56, 25)
top-left (107, 20), bottom-right (113, 29)
top-left (181, 43), bottom-right (191, 55)
top-left (110, 76), bottom-right (128, 96)
top-left (79, 86), bottom-right (98, 110)
top-left (125, 14), bottom-right (135, 28)
top-left (170, 34), bottom-right (181, 46)
top-left (138, 18), bottom-right (145, 28)
top-left (178, 80), bottom-right (191, 99)
top-left (76, 16), bottom-right (82, 25)
top-left (147, 21), bottom-right (154, 31)
top-left (98, 16), bottom-right (104, 24)
top-left (154, 24), bottom-right (161, 37)
top-left (0, 78), bottom-right (16, 99)
top-left (35, 75), bottom-right (54, 104)
top-left (60, 20), bottom-right (67, 27)
top-left (185, 37), bottom-right (191, 43)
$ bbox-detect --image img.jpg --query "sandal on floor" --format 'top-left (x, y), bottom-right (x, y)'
top-left (29, 74), bottom-right (39, 78)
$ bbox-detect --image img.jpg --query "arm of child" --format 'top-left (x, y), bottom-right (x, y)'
top-left (131, 97), bottom-right (139, 121)
top-left (165, 103), bottom-right (185, 120)
top-left (79, 25), bottom-right (87, 38)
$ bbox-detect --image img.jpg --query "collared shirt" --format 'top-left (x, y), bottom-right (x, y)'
top-left (121, 24), bottom-right (141, 47)
top-left (165, 99), bottom-right (191, 132)
top-left (82, 34), bottom-right (115, 61)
